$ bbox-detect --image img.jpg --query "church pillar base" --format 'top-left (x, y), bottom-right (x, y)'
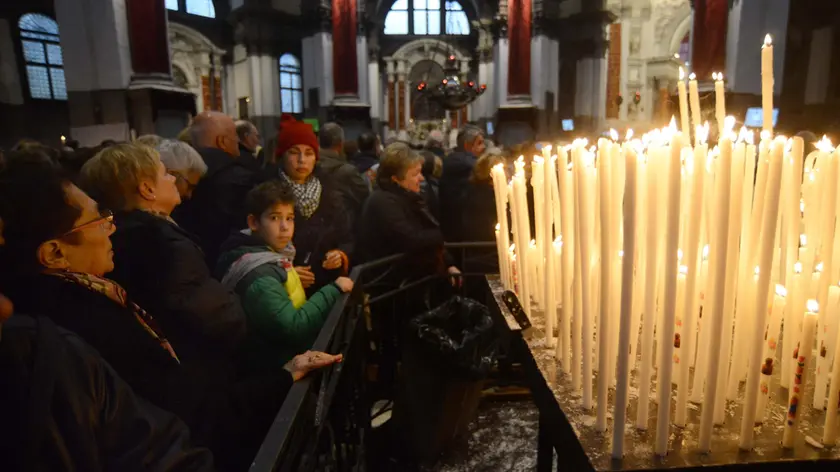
top-left (495, 104), bottom-right (536, 147)
top-left (126, 87), bottom-right (195, 139)
top-left (328, 100), bottom-right (371, 141)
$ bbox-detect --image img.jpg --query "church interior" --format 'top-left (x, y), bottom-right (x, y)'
top-left (2, 0), bottom-right (838, 150)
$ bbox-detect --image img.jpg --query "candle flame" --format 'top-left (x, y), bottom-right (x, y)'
top-left (626, 129), bottom-right (634, 141)
top-left (809, 171), bottom-right (816, 182)
top-left (754, 266), bottom-right (760, 276)
top-left (679, 265), bottom-right (688, 275)
top-left (724, 116), bottom-right (736, 134)
top-left (776, 284), bottom-right (787, 298)
top-left (544, 144), bottom-right (553, 153)
top-left (679, 67), bottom-right (685, 80)
top-left (816, 262), bottom-right (824, 273)
top-left (675, 53), bottom-right (680, 59)
top-left (554, 236), bottom-right (562, 246)
top-left (696, 123), bottom-right (709, 144)
top-left (737, 126), bottom-right (751, 143)
top-left (807, 299), bottom-right (819, 314)
top-left (816, 135), bottom-right (834, 153)
top-left (800, 200), bottom-right (805, 214)
top-left (689, 72), bottom-right (697, 81)
top-left (795, 262), bottom-right (803, 274)
top-left (610, 129), bottom-right (619, 142)
top-left (533, 156), bottom-right (544, 164)
top-left (668, 116), bottom-right (678, 133)
top-left (760, 130), bottom-right (771, 142)
top-left (703, 244), bottom-right (710, 259)
top-left (618, 250), bottom-right (624, 257)
top-left (495, 223), bottom-right (500, 231)
top-left (529, 239), bottom-right (536, 248)
top-left (764, 34), bottom-right (773, 47)
top-left (509, 244), bottom-right (515, 251)
top-left (678, 249), bottom-right (683, 261)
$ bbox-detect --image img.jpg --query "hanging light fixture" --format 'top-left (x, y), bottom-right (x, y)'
top-left (416, 54), bottom-right (485, 111)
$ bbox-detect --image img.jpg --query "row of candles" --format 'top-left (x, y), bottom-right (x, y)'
top-left (490, 34), bottom-right (840, 457)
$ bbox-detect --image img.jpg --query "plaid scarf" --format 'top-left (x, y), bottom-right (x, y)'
top-left (50, 271), bottom-right (180, 364)
top-left (280, 172), bottom-right (322, 218)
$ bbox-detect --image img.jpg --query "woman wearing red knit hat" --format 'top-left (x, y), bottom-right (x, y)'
top-left (254, 114), bottom-right (353, 294)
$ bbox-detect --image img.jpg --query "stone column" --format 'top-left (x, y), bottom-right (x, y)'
top-left (302, 2), bottom-right (334, 115)
top-left (397, 59), bottom-right (407, 133)
top-left (385, 59), bottom-right (395, 137)
top-left (367, 38), bottom-right (381, 134)
top-left (531, 5), bottom-right (560, 138)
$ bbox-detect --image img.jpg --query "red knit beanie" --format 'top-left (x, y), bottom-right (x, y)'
top-left (274, 114), bottom-right (319, 160)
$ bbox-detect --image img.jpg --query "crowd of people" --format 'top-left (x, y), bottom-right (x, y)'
top-left (0, 111), bottom-right (505, 471)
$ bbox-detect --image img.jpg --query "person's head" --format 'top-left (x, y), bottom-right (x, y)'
top-left (236, 120), bottom-right (261, 153)
top-left (357, 131), bottom-right (380, 157)
top-left (246, 181), bottom-right (296, 252)
top-left (457, 125), bottom-right (486, 156)
top-left (425, 130), bottom-right (445, 151)
top-left (275, 114), bottom-right (319, 183)
top-left (100, 139), bottom-right (117, 148)
top-left (177, 126), bottom-right (192, 145)
top-left (157, 140), bottom-right (207, 200)
top-left (0, 158), bottom-right (116, 277)
top-left (377, 142), bottom-right (425, 193)
top-left (319, 122), bottom-right (345, 154)
top-left (470, 152), bottom-right (504, 184)
top-left (190, 111), bottom-right (240, 157)
top-left (135, 134), bottom-right (164, 148)
top-left (343, 140), bottom-right (359, 159)
top-left (79, 143), bottom-right (181, 216)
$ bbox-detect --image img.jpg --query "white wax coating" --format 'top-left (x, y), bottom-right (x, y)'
top-left (715, 78), bottom-right (726, 136)
top-left (783, 309), bottom-right (817, 448)
top-left (578, 160), bottom-right (594, 409)
top-left (823, 291), bottom-right (840, 444)
top-left (783, 269), bottom-right (804, 388)
top-left (814, 155), bottom-right (839, 409)
top-left (816, 287), bottom-right (840, 410)
top-left (688, 78), bottom-right (702, 138)
top-left (542, 154), bottom-right (557, 349)
top-left (596, 142), bottom-right (613, 431)
top-left (556, 151), bottom-right (574, 371)
top-left (739, 137), bottom-right (784, 450)
top-left (761, 39), bottom-right (774, 134)
top-left (756, 291), bottom-right (786, 421)
top-left (611, 140), bottom-right (637, 460)
top-left (699, 136), bottom-right (733, 452)
top-left (678, 79), bottom-right (690, 138)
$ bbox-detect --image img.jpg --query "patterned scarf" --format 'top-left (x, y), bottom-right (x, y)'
top-left (50, 271), bottom-right (180, 363)
top-left (280, 172), bottom-right (322, 218)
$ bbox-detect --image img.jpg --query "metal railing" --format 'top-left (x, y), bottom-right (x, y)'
top-left (249, 242), bottom-right (496, 472)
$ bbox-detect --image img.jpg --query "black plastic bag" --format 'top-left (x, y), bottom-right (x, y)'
top-left (407, 296), bottom-right (498, 378)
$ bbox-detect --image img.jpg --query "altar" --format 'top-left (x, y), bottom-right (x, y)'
top-left (486, 276), bottom-right (840, 471)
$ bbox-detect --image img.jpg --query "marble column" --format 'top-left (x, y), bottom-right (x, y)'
top-left (386, 60), bottom-right (396, 137)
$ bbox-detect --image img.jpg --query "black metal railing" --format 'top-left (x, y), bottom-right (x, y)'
top-left (249, 242), bottom-right (496, 472)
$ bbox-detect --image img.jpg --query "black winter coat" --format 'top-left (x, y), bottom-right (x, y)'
top-left (175, 147), bottom-right (255, 267)
top-left (0, 314), bottom-right (215, 472)
top-left (109, 210), bottom-right (247, 360)
top-left (358, 182), bottom-right (453, 281)
top-left (438, 150), bottom-right (478, 240)
top-left (351, 152), bottom-right (379, 174)
top-left (318, 149), bottom-right (370, 224)
top-left (459, 182), bottom-right (497, 242)
top-left (2, 275), bottom-right (292, 472)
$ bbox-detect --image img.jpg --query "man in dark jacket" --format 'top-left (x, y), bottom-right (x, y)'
top-left (176, 111), bottom-right (255, 266)
top-left (439, 124), bottom-right (486, 240)
top-left (0, 295), bottom-right (216, 472)
top-left (318, 122), bottom-right (370, 223)
top-left (352, 131), bottom-right (380, 174)
top-left (236, 120), bottom-right (264, 172)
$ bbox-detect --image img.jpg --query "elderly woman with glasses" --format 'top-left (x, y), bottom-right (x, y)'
top-left (157, 139), bottom-right (207, 200)
top-left (77, 143), bottom-right (246, 357)
top-left (0, 155), bottom-right (343, 471)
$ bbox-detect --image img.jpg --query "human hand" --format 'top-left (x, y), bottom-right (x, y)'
top-left (334, 276), bottom-right (354, 293)
top-left (323, 250), bottom-right (343, 270)
top-left (295, 266), bottom-right (315, 288)
top-left (448, 266), bottom-right (462, 288)
top-left (0, 294), bottom-right (13, 323)
top-left (284, 350), bottom-right (344, 381)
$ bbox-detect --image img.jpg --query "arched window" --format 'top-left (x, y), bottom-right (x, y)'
top-left (279, 54), bottom-right (302, 114)
top-left (384, 0), bottom-right (470, 36)
top-left (18, 13), bottom-right (66, 100)
top-left (166, 0), bottom-right (216, 19)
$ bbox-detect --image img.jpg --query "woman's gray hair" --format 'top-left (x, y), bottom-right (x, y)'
top-left (377, 142), bottom-right (424, 186)
top-left (157, 140), bottom-right (207, 175)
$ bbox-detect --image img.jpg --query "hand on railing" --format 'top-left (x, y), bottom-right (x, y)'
top-left (284, 350), bottom-right (344, 382)
top-left (447, 266), bottom-right (463, 288)
top-left (334, 277), bottom-right (354, 293)
top-left (295, 266), bottom-right (316, 288)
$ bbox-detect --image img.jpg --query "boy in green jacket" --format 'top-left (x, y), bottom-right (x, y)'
top-left (217, 181), bottom-right (354, 371)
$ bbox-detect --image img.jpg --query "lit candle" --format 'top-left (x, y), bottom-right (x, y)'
top-left (541, 148), bottom-right (558, 349)
top-left (823, 284), bottom-right (840, 445)
top-left (688, 73), bottom-right (702, 140)
top-left (782, 262), bottom-right (805, 388)
top-left (783, 137), bottom-right (805, 329)
top-left (596, 139), bottom-right (613, 431)
top-left (782, 300), bottom-right (818, 449)
top-left (677, 67), bottom-right (691, 138)
top-left (577, 149), bottom-right (595, 409)
top-left (611, 130), bottom-right (638, 460)
top-left (756, 285), bottom-right (787, 422)
top-left (60, 134), bottom-right (66, 145)
top-left (699, 128), bottom-right (734, 453)
top-left (691, 245), bottom-right (712, 403)
top-left (762, 34), bottom-right (774, 135)
top-left (491, 164), bottom-right (512, 290)
top-left (556, 149), bottom-right (574, 371)
top-left (714, 72), bottom-right (726, 137)
top-left (816, 286), bottom-right (840, 410)
top-left (511, 159), bottom-right (531, 315)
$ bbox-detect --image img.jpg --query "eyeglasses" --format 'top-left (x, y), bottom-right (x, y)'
top-left (167, 170), bottom-right (198, 192)
top-left (59, 209), bottom-right (114, 239)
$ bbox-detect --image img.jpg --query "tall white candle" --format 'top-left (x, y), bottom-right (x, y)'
top-left (783, 301), bottom-right (818, 448)
top-left (783, 262), bottom-right (805, 388)
top-left (677, 67), bottom-right (691, 139)
top-left (596, 141), bottom-right (613, 431)
top-left (612, 138), bottom-right (638, 459)
top-left (816, 286), bottom-right (840, 410)
top-left (761, 34), bottom-right (774, 135)
top-left (691, 245), bottom-right (712, 403)
top-left (814, 149), bottom-right (839, 409)
top-left (542, 148), bottom-right (557, 349)
top-left (714, 72), bottom-right (726, 137)
top-left (576, 148), bottom-right (595, 409)
top-left (783, 138), bottom-right (805, 382)
top-left (823, 286), bottom-right (840, 445)
top-left (556, 149), bottom-right (574, 371)
top-left (655, 132), bottom-right (684, 455)
top-left (699, 134), bottom-right (734, 453)
top-left (740, 136), bottom-right (785, 450)
top-left (688, 73), bottom-right (702, 139)
top-left (756, 285), bottom-right (787, 422)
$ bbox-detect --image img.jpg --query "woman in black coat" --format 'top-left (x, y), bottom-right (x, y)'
top-left (459, 153), bottom-right (504, 242)
top-left (358, 143), bottom-right (460, 282)
top-left (78, 143), bottom-right (246, 359)
top-left (0, 156), bottom-right (341, 472)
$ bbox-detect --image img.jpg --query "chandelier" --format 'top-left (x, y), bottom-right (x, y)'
top-left (416, 54), bottom-right (486, 111)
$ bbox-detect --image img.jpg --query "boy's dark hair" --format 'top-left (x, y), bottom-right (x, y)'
top-left (245, 181), bottom-right (296, 218)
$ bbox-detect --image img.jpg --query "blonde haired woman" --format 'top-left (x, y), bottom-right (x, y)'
top-left (80, 143), bottom-right (247, 355)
